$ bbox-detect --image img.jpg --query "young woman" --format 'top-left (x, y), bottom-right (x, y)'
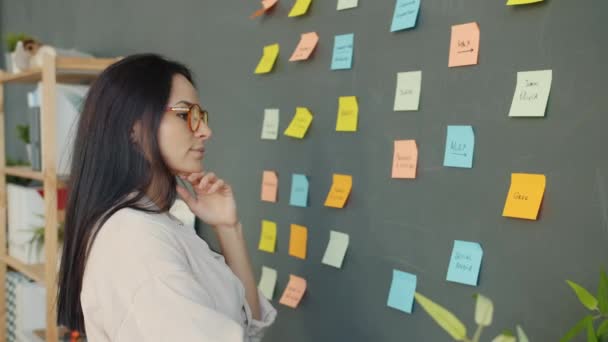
top-left (57, 54), bottom-right (276, 341)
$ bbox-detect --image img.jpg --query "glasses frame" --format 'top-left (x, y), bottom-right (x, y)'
top-left (166, 103), bottom-right (209, 132)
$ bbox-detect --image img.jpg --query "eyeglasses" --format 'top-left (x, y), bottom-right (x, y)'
top-left (166, 103), bottom-right (209, 132)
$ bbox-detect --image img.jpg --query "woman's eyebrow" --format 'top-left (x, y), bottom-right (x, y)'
top-left (173, 100), bottom-right (193, 106)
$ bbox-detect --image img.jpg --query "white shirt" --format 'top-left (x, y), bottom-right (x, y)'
top-left (81, 206), bottom-right (277, 341)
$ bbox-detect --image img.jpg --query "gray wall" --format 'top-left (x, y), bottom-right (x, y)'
top-left (2, 1), bottom-right (608, 341)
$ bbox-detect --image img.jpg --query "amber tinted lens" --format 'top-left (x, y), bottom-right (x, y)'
top-left (189, 105), bottom-right (201, 131)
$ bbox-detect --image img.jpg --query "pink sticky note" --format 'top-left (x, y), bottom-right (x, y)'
top-left (392, 140), bottom-right (418, 179)
top-left (448, 22), bottom-right (480, 67)
top-left (279, 275), bottom-right (307, 308)
top-left (250, 0), bottom-right (279, 18)
top-left (289, 32), bottom-right (319, 62)
top-left (261, 171), bottom-right (278, 202)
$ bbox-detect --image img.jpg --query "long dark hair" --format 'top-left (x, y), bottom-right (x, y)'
top-left (57, 53), bottom-right (196, 332)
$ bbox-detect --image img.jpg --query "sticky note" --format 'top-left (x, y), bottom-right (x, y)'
top-left (502, 173), bottom-right (546, 220)
top-left (289, 174), bottom-right (309, 207)
top-left (279, 275), bottom-right (307, 308)
top-left (443, 125), bottom-right (475, 168)
top-left (392, 140), bottom-right (418, 179)
top-left (508, 70), bottom-right (552, 117)
top-left (387, 269), bottom-right (417, 314)
top-left (250, 0), bottom-right (278, 18)
top-left (288, 0), bottom-right (312, 17)
top-left (254, 43), bottom-right (280, 74)
top-left (336, 96), bottom-right (358, 132)
top-left (258, 220), bottom-right (277, 253)
top-left (322, 230), bottom-right (349, 268)
top-left (331, 33), bottom-right (354, 70)
top-left (507, 0), bottom-right (543, 5)
top-left (289, 32), bottom-right (319, 62)
top-left (390, 0), bottom-right (421, 32)
top-left (284, 107), bottom-right (313, 138)
top-left (261, 108), bottom-right (279, 140)
top-left (324, 174), bottom-right (352, 208)
top-left (337, 0), bottom-right (358, 10)
top-left (448, 22), bottom-right (480, 67)
top-left (289, 224), bottom-right (307, 259)
top-left (394, 71), bottom-right (422, 111)
top-left (258, 266), bottom-right (278, 300)
top-left (261, 170), bottom-right (278, 202)
top-left (446, 240), bottom-right (483, 286)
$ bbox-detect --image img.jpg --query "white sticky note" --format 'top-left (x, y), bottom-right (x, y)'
top-left (322, 230), bottom-right (350, 268)
top-left (261, 109), bottom-right (279, 140)
top-left (508, 70), bottom-right (553, 117)
top-left (394, 71), bottom-right (422, 111)
top-left (258, 266), bottom-right (278, 300)
top-left (337, 0), bottom-right (358, 10)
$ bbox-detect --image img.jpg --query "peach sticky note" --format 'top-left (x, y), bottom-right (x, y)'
top-left (261, 171), bottom-right (278, 202)
top-left (507, 0), bottom-right (543, 5)
top-left (288, 0), bottom-right (312, 17)
top-left (392, 140), bottom-right (418, 179)
top-left (288, 224), bottom-right (307, 259)
top-left (258, 220), bottom-right (277, 253)
top-left (250, 0), bottom-right (279, 18)
top-left (324, 174), bottom-right (352, 208)
top-left (254, 43), bottom-right (280, 74)
top-left (279, 274), bottom-right (307, 308)
top-left (448, 22), bottom-right (480, 67)
top-left (284, 107), bottom-right (313, 139)
top-left (502, 173), bottom-right (546, 220)
top-left (336, 96), bottom-right (358, 132)
top-left (289, 32), bottom-right (319, 61)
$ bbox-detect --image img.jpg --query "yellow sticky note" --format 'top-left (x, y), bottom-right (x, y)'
top-left (284, 107), bottom-right (313, 138)
top-left (336, 96), bottom-right (358, 132)
top-left (254, 43), bottom-right (279, 74)
top-left (324, 174), bottom-right (352, 208)
top-left (288, 0), bottom-right (312, 17)
top-left (258, 220), bottom-right (277, 252)
top-left (261, 170), bottom-right (278, 202)
top-left (279, 274), bottom-right (307, 308)
top-left (392, 140), bottom-right (418, 179)
top-left (507, 0), bottom-right (543, 5)
top-left (288, 224), bottom-right (307, 259)
top-left (502, 173), bottom-right (546, 220)
top-left (289, 32), bottom-right (319, 62)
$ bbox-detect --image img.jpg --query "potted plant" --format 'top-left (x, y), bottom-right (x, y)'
top-left (16, 124), bottom-right (31, 164)
top-left (4, 33), bottom-right (33, 73)
top-left (26, 214), bottom-right (64, 265)
top-left (561, 269), bottom-right (608, 341)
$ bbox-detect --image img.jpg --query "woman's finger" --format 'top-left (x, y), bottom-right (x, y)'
top-left (206, 179), bottom-right (225, 194)
top-left (197, 172), bottom-right (217, 191)
top-left (186, 172), bottom-right (206, 185)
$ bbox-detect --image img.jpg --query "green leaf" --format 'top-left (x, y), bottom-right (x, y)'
top-left (567, 280), bottom-right (599, 311)
top-left (492, 334), bottom-right (516, 342)
top-left (598, 270), bottom-right (608, 314)
top-left (474, 293), bottom-right (494, 327)
top-left (561, 315), bottom-right (593, 342)
top-left (517, 325), bottom-right (530, 342)
top-left (597, 320), bottom-right (608, 339)
top-left (414, 292), bottom-right (467, 341)
top-left (587, 317), bottom-right (598, 342)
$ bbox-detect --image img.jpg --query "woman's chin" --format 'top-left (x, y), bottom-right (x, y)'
top-left (174, 164), bottom-right (203, 176)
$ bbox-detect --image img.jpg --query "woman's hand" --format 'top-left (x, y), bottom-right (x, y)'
top-left (176, 172), bottom-right (239, 228)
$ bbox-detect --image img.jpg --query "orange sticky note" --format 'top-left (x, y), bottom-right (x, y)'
top-left (288, 224), bottom-right (307, 259)
top-left (324, 174), bottom-right (352, 208)
top-left (502, 173), bottom-right (546, 220)
top-left (250, 0), bottom-right (278, 18)
top-left (289, 32), bottom-right (319, 61)
top-left (279, 274), bottom-right (307, 308)
top-left (392, 140), bottom-right (418, 179)
top-left (448, 22), bottom-right (480, 67)
top-left (261, 171), bottom-right (278, 202)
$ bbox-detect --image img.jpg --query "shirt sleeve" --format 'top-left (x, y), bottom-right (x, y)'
top-left (243, 288), bottom-right (277, 341)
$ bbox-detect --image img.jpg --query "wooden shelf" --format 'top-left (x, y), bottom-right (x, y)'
top-left (4, 166), bottom-right (44, 181)
top-left (0, 56), bottom-right (120, 84)
top-left (2, 255), bottom-right (45, 284)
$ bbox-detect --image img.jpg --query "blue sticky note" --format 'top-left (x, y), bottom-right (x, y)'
top-left (446, 240), bottom-right (483, 286)
top-left (390, 0), bottom-right (421, 32)
top-left (331, 33), bottom-right (354, 70)
top-left (443, 125), bottom-right (475, 168)
top-left (289, 174), bottom-right (309, 207)
top-left (387, 269), bottom-right (417, 314)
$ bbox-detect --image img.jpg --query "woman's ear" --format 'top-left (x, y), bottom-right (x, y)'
top-left (130, 120), bottom-right (142, 145)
